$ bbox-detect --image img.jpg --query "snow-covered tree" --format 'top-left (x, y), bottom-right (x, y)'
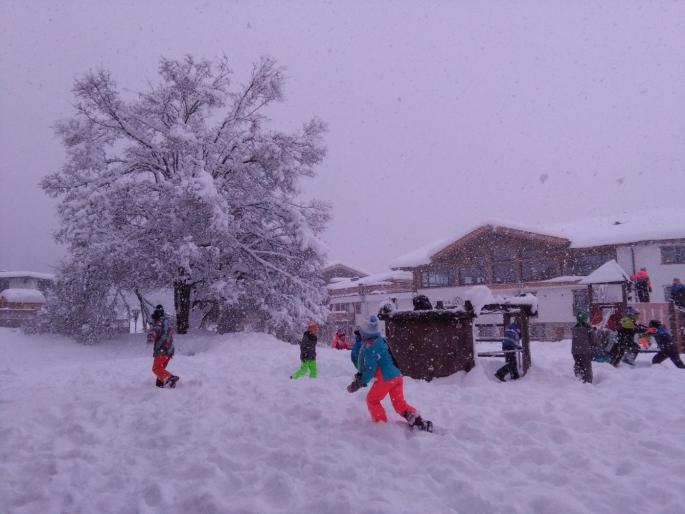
top-left (43, 55), bottom-right (330, 336)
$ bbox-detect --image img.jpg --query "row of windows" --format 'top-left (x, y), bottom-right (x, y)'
top-left (330, 302), bottom-right (362, 314)
top-left (662, 246), bottom-right (685, 264)
top-left (419, 246), bottom-right (685, 288)
top-left (421, 259), bottom-right (565, 287)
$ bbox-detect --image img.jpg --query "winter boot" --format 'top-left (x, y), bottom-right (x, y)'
top-left (494, 373), bottom-right (506, 382)
top-left (165, 375), bottom-right (180, 388)
top-left (403, 411), bottom-right (433, 432)
top-left (155, 378), bottom-right (164, 388)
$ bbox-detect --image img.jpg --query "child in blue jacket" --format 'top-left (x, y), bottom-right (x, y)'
top-left (494, 321), bottom-right (522, 382)
top-left (347, 315), bottom-right (431, 431)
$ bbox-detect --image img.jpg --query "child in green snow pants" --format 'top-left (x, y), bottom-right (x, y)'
top-left (291, 323), bottom-right (318, 379)
top-left (291, 359), bottom-right (317, 379)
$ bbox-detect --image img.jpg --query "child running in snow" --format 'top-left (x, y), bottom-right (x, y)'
top-left (290, 322), bottom-right (318, 379)
top-left (147, 304), bottom-right (179, 388)
top-left (347, 315), bottom-right (432, 431)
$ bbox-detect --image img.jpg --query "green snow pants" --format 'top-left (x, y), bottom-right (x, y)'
top-left (291, 359), bottom-right (317, 379)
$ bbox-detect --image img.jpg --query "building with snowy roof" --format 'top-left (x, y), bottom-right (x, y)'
top-left (324, 268), bottom-right (414, 342)
top-left (389, 209), bottom-right (685, 340)
top-left (0, 271), bottom-right (54, 327)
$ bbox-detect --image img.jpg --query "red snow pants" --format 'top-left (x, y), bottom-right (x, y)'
top-left (366, 375), bottom-right (416, 423)
top-left (152, 355), bottom-right (172, 382)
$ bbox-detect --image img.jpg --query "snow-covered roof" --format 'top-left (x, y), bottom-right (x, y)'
top-left (0, 271), bottom-right (55, 280)
top-left (540, 275), bottom-right (586, 284)
top-left (322, 261), bottom-right (370, 276)
top-left (390, 208), bottom-right (685, 268)
top-left (579, 260), bottom-right (630, 285)
top-left (327, 270), bottom-right (413, 291)
top-left (0, 288), bottom-right (46, 304)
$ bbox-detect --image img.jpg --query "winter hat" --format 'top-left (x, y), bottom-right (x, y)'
top-left (359, 314), bottom-right (381, 338)
top-left (151, 305), bottom-right (164, 320)
top-left (576, 311), bottom-right (589, 324)
top-left (625, 306), bottom-right (639, 317)
top-left (648, 320), bottom-right (661, 329)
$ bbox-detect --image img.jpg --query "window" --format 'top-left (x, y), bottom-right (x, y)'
top-left (573, 289), bottom-right (589, 316)
top-left (567, 253), bottom-right (615, 275)
top-left (421, 271), bottom-right (450, 288)
top-left (354, 303), bottom-right (361, 314)
top-left (492, 246), bottom-right (516, 261)
top-left (492, 262), bottom-right (516, 283)
top-left (331, 303), bottom-right (346, 312)
top-left (459, 265), bottom-right (486, 285)
top-left (661, 246), bottom-right (685, 264)
top-left (522, 259), bottom-right (560, 281)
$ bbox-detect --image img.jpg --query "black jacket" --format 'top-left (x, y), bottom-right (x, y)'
top-left (571, 324), bottom-right (593, 355)
top-left (300, 331), bottom-right (317, 361)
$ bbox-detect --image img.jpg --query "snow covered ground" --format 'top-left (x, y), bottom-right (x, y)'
top-left (2, 328), bottom-right (685, 514)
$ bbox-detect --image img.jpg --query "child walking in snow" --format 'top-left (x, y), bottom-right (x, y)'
top-left (494, 321), bottom-right (522, 382)
top-left (147, 305), bottom-right (179, 388)
top-left (347, 315), bottom-right (432, 431)
top-left (290, 322), bottom-right (318, 379)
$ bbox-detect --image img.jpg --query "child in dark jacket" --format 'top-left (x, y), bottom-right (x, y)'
top-left (346, 315), bottom-right (432, 431)
top-left (147, 305), bottom-right (179, 388)
top-left (649, 320), bottom-right (685, 368)
top-left (571, 311), bottom-right (594, 383)
top-left (494, 321), bottom-right (522, 381)
top-left (290, 322), bottom-right (318, 379)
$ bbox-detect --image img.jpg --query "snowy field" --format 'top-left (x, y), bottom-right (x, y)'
top-left (2, 328), bottom-right (685, 514)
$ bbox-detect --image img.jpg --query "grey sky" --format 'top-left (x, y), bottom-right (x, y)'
top-left (1, 0), bottom-right (683, 274)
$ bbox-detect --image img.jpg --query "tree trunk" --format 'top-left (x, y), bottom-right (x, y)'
top-left (174, 281), bottom-right (192, 334)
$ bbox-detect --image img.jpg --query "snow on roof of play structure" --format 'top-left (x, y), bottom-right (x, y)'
top-left (327, 270), bottom-right (413, 291)
top-left (0, 288), bottom-right (46, 303)
top-left (579, 260), bottom-right (630, 284)
top-left (0, 271), bottom-right (55, 280)
top-left (464, 286), bottom-right (539, 316)
top-left (389, 209), bottom-right (685, 268)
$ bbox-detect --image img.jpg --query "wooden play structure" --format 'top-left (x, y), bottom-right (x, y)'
top-left (378, 298), bottom-right (537, 380)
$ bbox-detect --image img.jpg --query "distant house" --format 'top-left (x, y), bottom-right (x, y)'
top-left (389, 209), bottom-right (685, 340)
top-left (0, 271), bottom-right (55, 327)
top-left (0, 271), bottom-right (54, 293)
top-left (325, 269), bottom-right (415, 341)
top-left (321, 262), bottom-right (369, 284)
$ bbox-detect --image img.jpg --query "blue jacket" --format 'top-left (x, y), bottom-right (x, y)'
top-left (502, 324), bottom-right (522, 350)
top-left (358, 336), bottom-right (402, 385)
top-left (351, 334), bottom-right (362, 369)
top-left (654, 326), bottom-right (674, 350)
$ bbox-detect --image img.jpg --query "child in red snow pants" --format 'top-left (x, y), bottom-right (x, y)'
top-left (152, 355), bottom-right (172, 382)
top-left (366, 374), bottom-right (416, 423)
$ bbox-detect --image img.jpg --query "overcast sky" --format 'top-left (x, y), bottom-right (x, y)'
top-left (1, 0), bottom-right (684, 274)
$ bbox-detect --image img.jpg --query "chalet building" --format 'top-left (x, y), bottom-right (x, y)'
top-left (321, 262), bottom-right (369, 284)
top-left (324, 269), bottom-right (414, 343)
top-left (390, 210), bottom-right (685, 340)
top-left (0, 271), bottom-right (55, 327)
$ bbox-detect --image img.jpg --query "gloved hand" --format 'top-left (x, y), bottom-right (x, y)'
top-left (347, 376), bottom-right (364, 393)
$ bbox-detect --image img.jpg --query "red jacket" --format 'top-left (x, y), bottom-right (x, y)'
top-left (331, 332), bottom-right (349, 350)
top-left (631, 270), bottom-right (652, 288)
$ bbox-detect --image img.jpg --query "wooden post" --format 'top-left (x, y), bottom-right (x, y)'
top-left (520, 310), bottom-right (531, 374)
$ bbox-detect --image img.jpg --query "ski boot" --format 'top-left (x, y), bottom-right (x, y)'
top-left (155, 378), bottom-right (164, 388)
top-left (403, 411), bottom-right (434, 432)
top-left (165, 375), bottom-right (180, 388)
